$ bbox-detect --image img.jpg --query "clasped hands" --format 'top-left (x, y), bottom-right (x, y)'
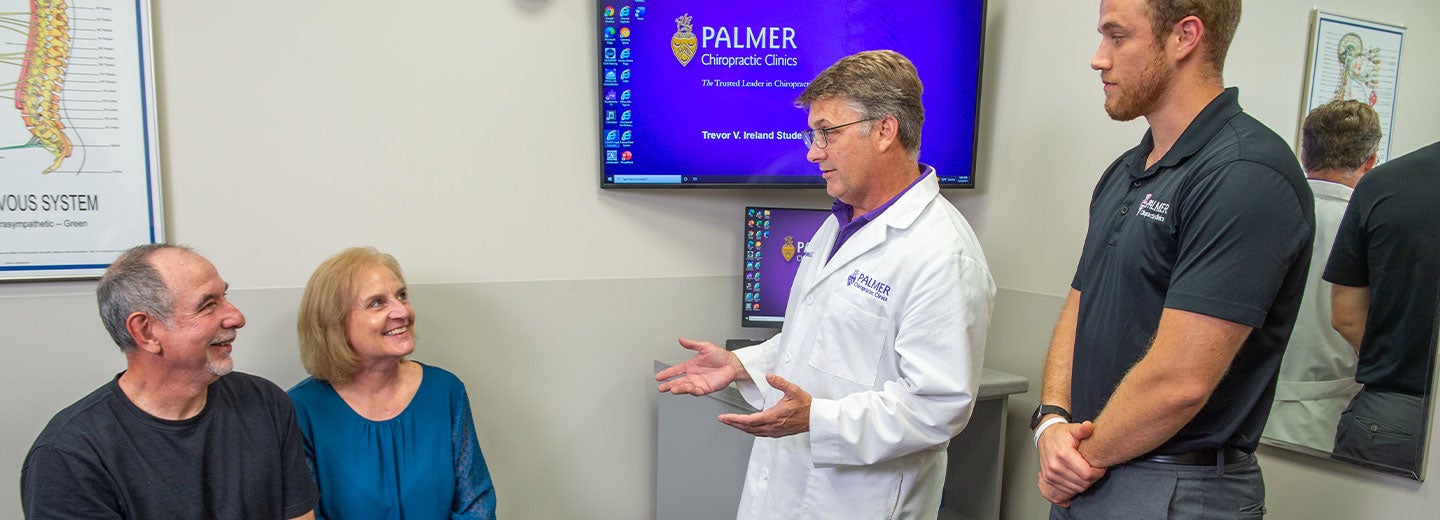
top-left (655, 337), bottom-right (812, 438)
top-left (1036, 421), bottom-right (1107, 508)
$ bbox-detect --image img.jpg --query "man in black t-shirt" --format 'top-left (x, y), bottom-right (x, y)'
top-left (20, 244), bottom-right (317, 519)
top-left (1035, 1), bottom-right (1312, 518)
top-left (1325, 141), bottom-right (1440, 474)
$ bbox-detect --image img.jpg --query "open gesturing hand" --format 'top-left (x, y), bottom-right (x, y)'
top-left (718, 373), bottom-right (811, 438)
top-left (656, 337), bottom-right (745, 396)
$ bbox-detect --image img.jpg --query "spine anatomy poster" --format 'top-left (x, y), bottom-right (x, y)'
top-left (1302, 10), bottom-right (1405, 164)
top-left (0, 0), bottom-right (162, 280)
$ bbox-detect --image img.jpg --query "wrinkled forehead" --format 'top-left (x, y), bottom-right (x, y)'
top-left (347, 262), bottom-right (404, 299)
top-left (152, 249), bottom-right (225, 305)
top-left (806, 96), bottom-right (862, 127)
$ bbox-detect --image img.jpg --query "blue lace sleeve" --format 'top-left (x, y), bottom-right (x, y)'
top-left (452, 383), bottom-right (498, 519)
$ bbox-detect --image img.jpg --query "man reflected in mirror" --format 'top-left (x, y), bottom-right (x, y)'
top-left (1264, 100), bottom-right (1380, 453)
top-left (1326, 140), bottom-right (1440, 475)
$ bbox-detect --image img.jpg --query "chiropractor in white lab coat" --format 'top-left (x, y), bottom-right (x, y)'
top-left (657, 50), bottom-right (995, 520)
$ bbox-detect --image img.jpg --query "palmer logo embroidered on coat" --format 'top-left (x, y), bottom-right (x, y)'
top-left (847, 269), bottom-right (892, 302)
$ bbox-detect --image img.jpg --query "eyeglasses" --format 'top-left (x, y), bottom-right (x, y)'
top-left (801, 117), bottom-right (878, 149)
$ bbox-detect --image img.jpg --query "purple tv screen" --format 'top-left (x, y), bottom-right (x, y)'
top-left (742, 206), bottom-right (832, 328)
top-left (598, 1), bottom-right (986, 188)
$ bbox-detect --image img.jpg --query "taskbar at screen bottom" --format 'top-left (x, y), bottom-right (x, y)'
top-left (603, 174), bottom-right (972, 188)
top-left (742, 315), bottom-right (785, 329)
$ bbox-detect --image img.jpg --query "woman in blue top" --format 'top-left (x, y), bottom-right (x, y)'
top-left (289, 247), bottom-right (497, 519)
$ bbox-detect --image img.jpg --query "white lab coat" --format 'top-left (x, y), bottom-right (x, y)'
top-left (733, 171), bottom-right (995, 520)
top-left (1264, 179), bottom-right (1362, 452)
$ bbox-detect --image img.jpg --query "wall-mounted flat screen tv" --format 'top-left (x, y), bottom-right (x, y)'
top-left (597, 1), bottom-right (987, 188)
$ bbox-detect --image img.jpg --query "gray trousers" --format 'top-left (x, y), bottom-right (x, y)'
top-left (1332, 388), bottom-right (1425, 475)
top-left (1049, 454), bottom-right (1265, 519)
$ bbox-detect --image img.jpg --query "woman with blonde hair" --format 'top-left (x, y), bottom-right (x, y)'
top-left (288, 247), bottom-right (496, 519)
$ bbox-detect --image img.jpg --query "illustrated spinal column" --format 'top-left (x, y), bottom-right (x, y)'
top-left (8, 0), bottom-right (73, 174)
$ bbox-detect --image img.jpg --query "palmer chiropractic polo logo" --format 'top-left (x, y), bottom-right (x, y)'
top-left (671, 14), bottom-right (698, 66)
top-left (1136, 193), bottom-right (1171, 222)
top-left (847, 269), bottom-right (892, 302)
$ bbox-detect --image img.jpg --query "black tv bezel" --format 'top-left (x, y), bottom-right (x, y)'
top-left (596, 0), bottom-right (988, 190)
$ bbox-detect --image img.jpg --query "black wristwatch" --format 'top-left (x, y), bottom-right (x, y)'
top-left (1029, 404), bottom-right (1071, 430)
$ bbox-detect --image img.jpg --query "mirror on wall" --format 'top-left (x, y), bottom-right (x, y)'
top-left (1261, 252), bottom-right (1438, 481)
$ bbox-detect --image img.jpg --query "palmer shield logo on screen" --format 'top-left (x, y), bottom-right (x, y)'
top-left (672, 14), bottom-right (697, 66)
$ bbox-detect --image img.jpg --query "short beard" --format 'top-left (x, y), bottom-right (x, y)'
top-left (206, 352), bottom-right (234, 377)
top-left (1105, 47), bottom-right (1173, 121)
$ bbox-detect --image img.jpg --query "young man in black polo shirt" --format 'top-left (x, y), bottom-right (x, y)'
top-left (1035, 1), bottom-right (1313, 518)
top-left (1325, 141), bottom-right (1440, 475)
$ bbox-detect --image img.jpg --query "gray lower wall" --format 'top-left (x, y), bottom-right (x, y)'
top-left (5, 282), bottom-right (1440, 518)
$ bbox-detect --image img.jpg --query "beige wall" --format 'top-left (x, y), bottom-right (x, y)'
top-left (2, 0), bottom-right (1438, 518)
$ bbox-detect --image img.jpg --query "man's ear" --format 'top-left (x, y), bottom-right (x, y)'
top-left (1359, 152), bottom-right (1379, 174)
top-left (127, 312), bottom-right (163, 355)
top-left (1172, 15), bottom-right (1205, 63)
top-left (874, 114), bottom-right (900, 153)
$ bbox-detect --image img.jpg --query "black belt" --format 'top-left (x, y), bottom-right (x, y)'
top-left (1140, 447), bottom-right (1249, 466)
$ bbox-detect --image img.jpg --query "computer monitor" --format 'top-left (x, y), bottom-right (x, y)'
top-left (741, 206), bottom-right (832, 328)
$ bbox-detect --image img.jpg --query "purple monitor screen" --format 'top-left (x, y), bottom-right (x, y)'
top-left (742, 206), bottom-right (831, 328)
top-left (598, 1), bottom-right (986, 188)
